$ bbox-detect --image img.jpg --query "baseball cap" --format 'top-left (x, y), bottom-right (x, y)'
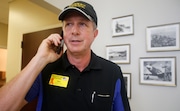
top-left (58, 1), bottom-right (97, 26)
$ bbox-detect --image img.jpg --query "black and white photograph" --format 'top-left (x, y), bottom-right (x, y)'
top-left (123, 73), bottom-right (131, 99)
top-left (139, 57), bottom-right (176, 86)
top-left (146, 23), bottom-right (180, 52)
top-left (106, 44), bottom-right (130, 64)
top-left (112, 15), bottom-right (134, 37)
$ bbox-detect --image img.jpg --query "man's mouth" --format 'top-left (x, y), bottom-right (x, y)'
top-left (70, 40), bottom-right (82, 44)
top-left (71, 40), bottom-right (81, 42)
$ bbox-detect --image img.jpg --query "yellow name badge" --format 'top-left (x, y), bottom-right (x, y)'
top-left (49, 74), bottom-right (69, 88)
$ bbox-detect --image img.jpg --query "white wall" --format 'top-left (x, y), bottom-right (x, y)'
top-left (46, 0), bottom-right (180, 111)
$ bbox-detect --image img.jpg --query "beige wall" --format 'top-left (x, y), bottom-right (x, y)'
top-left (6, 0), bottom-right (62, 82)
top-left (0, 49), bottom-right (7, 71)
top-left (0, 23), bottom-right (8, 48)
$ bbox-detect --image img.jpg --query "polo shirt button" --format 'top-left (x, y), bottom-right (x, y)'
top-left (77, 88), bottom-right (81, 91)
top-left (72, 65), bottom-right (75, 68)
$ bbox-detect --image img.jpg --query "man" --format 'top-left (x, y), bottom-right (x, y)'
top-left (0, 1), bottom-right (130, 111)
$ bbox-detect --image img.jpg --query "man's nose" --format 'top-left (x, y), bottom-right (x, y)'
top-left (72, 25), bottom-right (80, 35)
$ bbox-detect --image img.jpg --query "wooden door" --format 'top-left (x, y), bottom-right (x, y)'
top-left (21, 27), bottom-right (62, 111)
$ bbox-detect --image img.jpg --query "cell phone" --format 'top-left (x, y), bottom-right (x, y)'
top-left (56, 31), bottom-right (64, 54)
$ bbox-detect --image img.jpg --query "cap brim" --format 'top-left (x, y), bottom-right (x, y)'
top-left (58, 7), bottom-right (92, 21)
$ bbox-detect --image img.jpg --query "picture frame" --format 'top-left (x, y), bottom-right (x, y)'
top-left (146, 23), bottom-right (180, 52)
top-left (112, 15), bottom-right (134, 37)
top-left (123, 73), bottom-right (131, 99)
top-left (106, 44), bottom-right (130, 64)
top-left (139, 57), bottom-right (176, 86)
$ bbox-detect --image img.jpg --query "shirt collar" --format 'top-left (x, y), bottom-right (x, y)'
top-left (61, 50), bottom-right (102, 71)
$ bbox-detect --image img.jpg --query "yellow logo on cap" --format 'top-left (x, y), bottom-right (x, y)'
top-left (69, 3), bottom-right (86, 9)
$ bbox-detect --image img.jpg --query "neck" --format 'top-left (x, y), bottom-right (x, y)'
top-left (67, 50), bottom-right (91, 72)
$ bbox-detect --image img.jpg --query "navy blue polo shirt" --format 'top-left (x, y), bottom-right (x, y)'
top-left (25, 51), bottom-right (130, 111)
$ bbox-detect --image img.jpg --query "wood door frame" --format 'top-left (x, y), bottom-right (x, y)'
top-left (21, 25), bottom-right (62, 69)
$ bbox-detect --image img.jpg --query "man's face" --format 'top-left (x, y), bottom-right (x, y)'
top-left (62, 11), bottom-right (98, 55)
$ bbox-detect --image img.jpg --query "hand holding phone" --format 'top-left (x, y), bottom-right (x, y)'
top-left (56, 31), bottom-right (64, 54)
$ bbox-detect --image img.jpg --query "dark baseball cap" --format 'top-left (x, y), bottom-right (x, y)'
top-left (58, 1), bottom-right (97, 26)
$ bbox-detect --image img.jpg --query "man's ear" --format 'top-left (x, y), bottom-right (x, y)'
top-left (94, 29), bottom-right (98, 38)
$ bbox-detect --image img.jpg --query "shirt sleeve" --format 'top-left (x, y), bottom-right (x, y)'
top-left (25, 74), bottom-right (41, 102)
top-left (113, 79), bottom-right (124, 111)
top-left (113, 72), bottom-right (131, 111)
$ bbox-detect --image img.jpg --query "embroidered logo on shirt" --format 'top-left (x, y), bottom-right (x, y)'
top-left (49, 74), bottom-right (69, 88)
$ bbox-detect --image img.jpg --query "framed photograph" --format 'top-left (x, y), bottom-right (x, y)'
top-left (123, 73), bottom-right (131, 99)
top-left (146, 23), bottom-right (180, 52)
top-left (112, 15), bottom-right (134, 37)
top-left (139, 57), bottom-right (176, 86)
top-left (106, 44), bottom-right (130, 64)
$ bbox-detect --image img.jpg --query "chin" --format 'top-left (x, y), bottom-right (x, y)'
top-left (68, 49), bottom-right (82, 53)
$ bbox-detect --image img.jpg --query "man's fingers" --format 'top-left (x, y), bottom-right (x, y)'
top-left (46, 33), bottom-right (61, 46)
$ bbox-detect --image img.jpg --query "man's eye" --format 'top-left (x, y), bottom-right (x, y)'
top-left (66, 23), bottom-right (72, 26)
top-left (66, 23), bottom-right (71, 26)
top-left (80, 23), bottom-right (86, 26)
